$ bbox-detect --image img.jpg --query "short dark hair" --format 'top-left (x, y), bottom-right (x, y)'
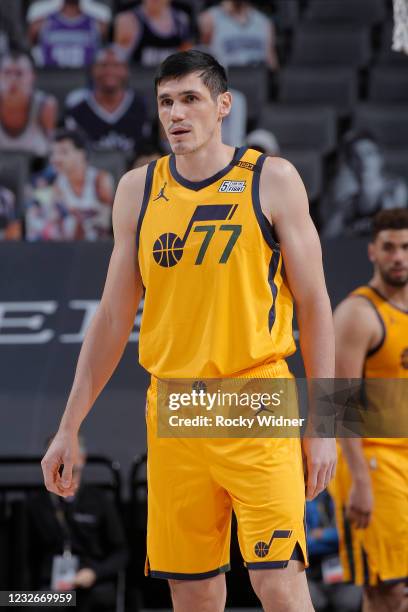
top-left (154, 50), bottom-right (228, 99)
top-left (0, 49), bottom-right (35, 70)
top-left (54, 128), bottom-right (88, 152)
top-left (372, 208), bottom-right (408, 239)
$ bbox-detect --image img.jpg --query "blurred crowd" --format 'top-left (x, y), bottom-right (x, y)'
top-left (0, 0), bottom-right (407, 243)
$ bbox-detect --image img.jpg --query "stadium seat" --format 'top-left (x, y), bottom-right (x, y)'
top-left (378, 22), bottom-right (408, 65)
top-left (36, 68), bottom-right (87, 116)
top-left (227, 65), bottom-right (268, 124)
top-left (353, 104), bottom-right (408, 149)
top-left (273, 0), bottom-right (300, 31)
top-left (369, 67), bottom-right (408, 103)
top-left (0, 152), bottom-right (30, 216)
top-left (305, 0), bottom-right (386, 25)
top-left (129, 65), bottom-right (158, 120)
top-left (259, 105), bottom-right (337, 155)
top-left (282, 149), bottom-right (323, 202)
top-left (279, 67), bottom-right (357, 114)
top-left (89, 150), bottom-right (127, 186)
top-left (290, 26), bottom-right (371, 68)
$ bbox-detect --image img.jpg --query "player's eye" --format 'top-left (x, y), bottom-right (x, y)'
top-left (185, 95), bottom-right (197, 103)
top-left (160, 99), bottom-right (173, 107)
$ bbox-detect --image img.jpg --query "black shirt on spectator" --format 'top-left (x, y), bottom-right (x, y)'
top-left (65, 91), bottom-right (149, 157)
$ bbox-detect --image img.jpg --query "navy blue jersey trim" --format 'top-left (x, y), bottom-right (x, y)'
top-left (342, 505), bottom-right (356, 583)
top-left (251, 153), bottom-right (280, 251)
top-left (379, 575), bottom-right (408, 585)
top-left (169, 146), bottom-right (247, 191)
top-left (268, 250), bottom-right (280, 332)
top-left (369, 285), bottom-right (408, 315)
top-left (136, 160), bottom-right (157, 255)
top-left (362, 546), bottom-right (370, 586)
top-left (149, 564), bottom-right (230, 580)
top-left (351, 294), bottom-right (386, 357)
top-left (252, 153), bottom-right (281, 333)
top-left (245, 560), bottom-right (290, 570)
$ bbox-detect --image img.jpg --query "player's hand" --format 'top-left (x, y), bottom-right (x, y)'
top-left (302, 437), bottom-right (337, 500)
top-left (346, 478), bottom-right (374, 529)
top-left (73, 568), bottom-right (97, 589)
top-left (41, 430), bottom-right (80, 498)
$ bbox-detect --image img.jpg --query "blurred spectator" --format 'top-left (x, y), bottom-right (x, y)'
top-left (65, 45), bottom-right (149, 158)
top-left (114, 0), bottom-right (192, 66)
top-left (25, 129), bottom-right (114, 241)
top-left (27, 434), bottom-right (127, 611)
top-left (321, 132), bottom-right (408, 238)
top-left (0, 51), bottom-right (57, 157)
top-left (27, 0), bottom-right (111, 26)
top-left (306, 493), bottom-right (361, 612)
top-left (0, 185), bottom-right (21, 240)
top-left (246, 128), bottom-right (280, 155)
top-left (30, 0), bottom-right (106, 68)
top-left (222, 88), bottom-right (247, 147)
top-left (199, 0), bottom-right (278, 70)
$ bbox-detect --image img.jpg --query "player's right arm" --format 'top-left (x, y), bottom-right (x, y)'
top-left (334, 296), bottom-right (382, 528)
top-left (41, 167), bottom-right (147, 497)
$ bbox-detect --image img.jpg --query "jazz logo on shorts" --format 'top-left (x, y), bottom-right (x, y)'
top-left (152, 204), bottom-right (241, 267)
top-left (254, 530), bottom-right (292, 558)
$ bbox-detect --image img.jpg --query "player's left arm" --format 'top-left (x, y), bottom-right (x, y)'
top-left (260, 157), bottom-right (336, 500)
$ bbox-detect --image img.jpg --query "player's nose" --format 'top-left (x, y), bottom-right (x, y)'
top-left (169, 101), bottom-right (186, 121)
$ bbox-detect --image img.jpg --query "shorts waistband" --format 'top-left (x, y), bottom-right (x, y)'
top-left (149, 360), bottom-right (291, 391)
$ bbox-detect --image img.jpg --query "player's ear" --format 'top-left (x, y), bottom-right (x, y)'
top-left (218, 91), bottom-right (232, 120)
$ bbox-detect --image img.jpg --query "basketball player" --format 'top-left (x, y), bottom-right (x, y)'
top-left (41, 51), bottom-right (336, 611)
top-left (331, 209), bottom-right (408, 612)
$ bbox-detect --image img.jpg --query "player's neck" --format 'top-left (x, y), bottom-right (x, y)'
top-left (65, 163), bottom-right (87, 188)
top-left (174, 141), bottom-right (235, 182)
top-left (370, 277), bottom-right (408, 309)
top-left (93, 88), bottom-right (126, 111)
top-left (61, 6), bottom-right (81, 18)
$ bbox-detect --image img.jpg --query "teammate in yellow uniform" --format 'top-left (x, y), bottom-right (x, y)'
top-left (332, 209), bottom-right (408, 612)
top-left (41, 51), bottom-right (336, 611)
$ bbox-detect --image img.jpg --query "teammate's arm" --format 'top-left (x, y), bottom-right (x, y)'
top-left (41, 168), bottom-right (147, 497)
top-left (334, 297), bottom-right (381, 528)
top-left (261, 157), bottom-right (336, 500)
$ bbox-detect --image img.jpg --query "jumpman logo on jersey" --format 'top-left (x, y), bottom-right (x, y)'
top-left (154, 182), bottom-right (169, 202)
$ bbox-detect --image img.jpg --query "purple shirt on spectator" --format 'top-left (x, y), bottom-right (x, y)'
top-left (36, 11), bottom-right (101, 67)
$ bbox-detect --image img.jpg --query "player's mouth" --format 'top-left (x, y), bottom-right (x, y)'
top-left (389, 267), bottom-right (407, 277)
top-left (169, 127), bottom-right (191, 137)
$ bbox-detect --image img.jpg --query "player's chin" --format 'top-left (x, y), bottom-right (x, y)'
top-left (171, 142), bottom-right (195, 155)
top-left (387, 271), bottom-right (408, 286)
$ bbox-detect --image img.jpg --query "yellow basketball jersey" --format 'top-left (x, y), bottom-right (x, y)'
top-left (351, 285), bottom-right (408, 446)
top-left (137, 147), bottom-right (295, 378)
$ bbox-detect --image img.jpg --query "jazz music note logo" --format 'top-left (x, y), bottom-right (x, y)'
top-left (152, 204), bottom-right (240, 267)
top-left (254, 530), bottom-right (292, 558)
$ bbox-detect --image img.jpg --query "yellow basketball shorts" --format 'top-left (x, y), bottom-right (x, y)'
top-left (145, 360), bottom-right (308, 580)
top-left (331, 444), bottom-right (408, 586)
